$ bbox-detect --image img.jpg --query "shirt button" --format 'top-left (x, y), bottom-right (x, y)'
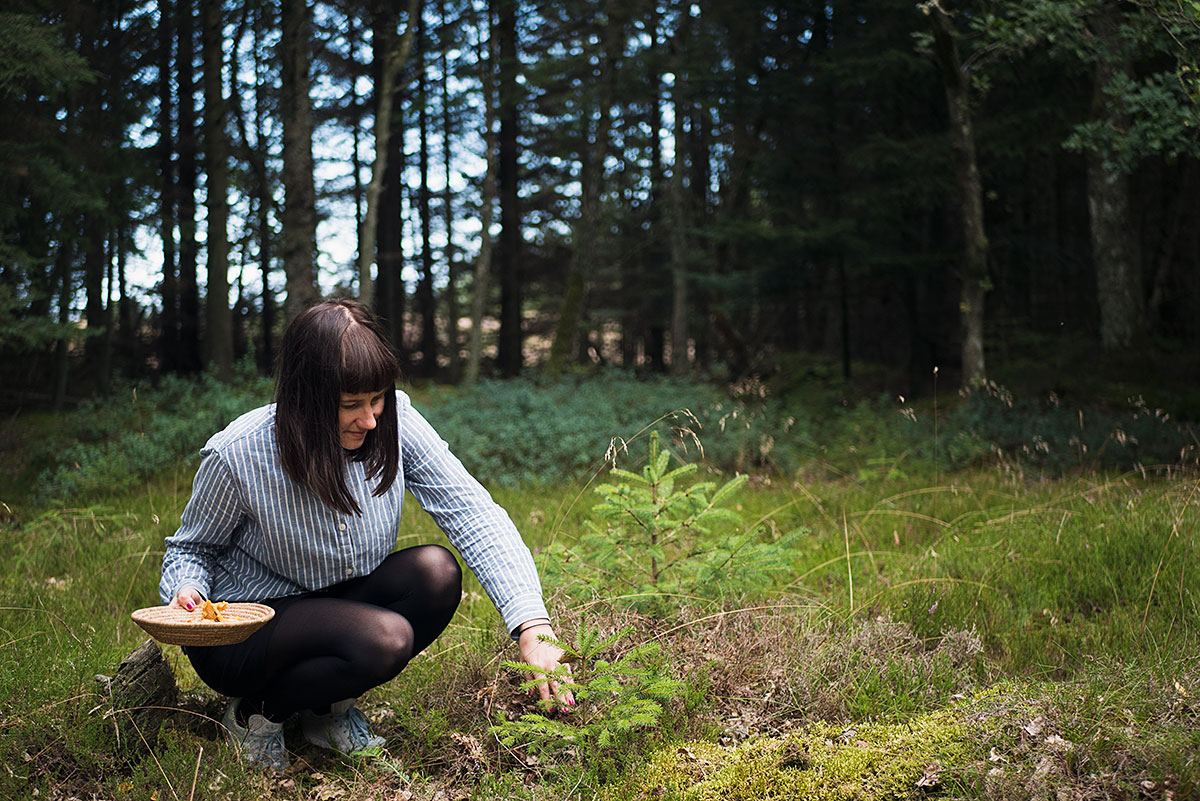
top-left (339, 523), bottom-right (347, 531)
top-left (345, 567), bottom-right (354, 576)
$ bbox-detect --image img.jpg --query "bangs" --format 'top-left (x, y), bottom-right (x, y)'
top-left (339, 321), bottom-right (399, 393)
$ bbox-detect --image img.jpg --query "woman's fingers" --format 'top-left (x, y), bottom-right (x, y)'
top-left (169, 587), bottom-right (203, 611)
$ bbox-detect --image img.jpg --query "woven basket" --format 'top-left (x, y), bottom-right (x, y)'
top-left (130, 603), bottom-right (275, 647)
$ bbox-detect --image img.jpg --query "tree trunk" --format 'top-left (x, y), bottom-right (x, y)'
top-left (202, 0), bottom-right (233, 378)
top-left (416, 16), bottom-right (437, 376)
top-left (177, 0), bottom-right (203, 372)
top-left (358, 0), bottom-right (420, 311)
top-left (925, 1), bottom-right (988, 388)
top-left (465, 7), bottom-right (498, 385)
top-left (441, 0), bottom-right (460, 379)
top-left (157, 0), bottom-right (179, 373)
top-left (252, 3), bottom-right (275, 369)
top-left (103, 640), bottom-right (178, 753)
top-left (547, 4), bottom-right (622, 374)
top-left (280, 0), bottom-right (320, 323)
top-left (493, 0), bottom-right (522, 377)
top-left (1087, 5), bottom-right (1144, 352)
top-left (52, 238), bottom-right (72, 411)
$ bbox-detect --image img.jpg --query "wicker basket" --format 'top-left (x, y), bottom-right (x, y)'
top-left (130, 603), bottom-right (275, 647)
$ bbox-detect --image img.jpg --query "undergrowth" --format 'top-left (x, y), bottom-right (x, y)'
top-left (1, 374), bottom-right (1198, 800)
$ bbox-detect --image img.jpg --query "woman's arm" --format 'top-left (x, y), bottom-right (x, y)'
top-left (159, 448), bottom-right (246, 605)
top-left (397, 393), bottom-right (551, 633)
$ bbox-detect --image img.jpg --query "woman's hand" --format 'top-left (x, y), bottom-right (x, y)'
top-left (517, 619), bottom-right (575, 712)
top-left (169, 587), bottom-right (204, 611)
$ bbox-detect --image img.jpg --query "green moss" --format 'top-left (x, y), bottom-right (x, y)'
top-left (608, 709), bottom-right (977, 801)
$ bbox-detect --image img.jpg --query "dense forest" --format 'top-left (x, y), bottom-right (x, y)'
top-left (1, 0), bottom-right (1198, 407)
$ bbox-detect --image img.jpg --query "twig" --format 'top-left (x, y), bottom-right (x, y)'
top-left (188, 746), bottom-right (203, 801)
top-left (844, 511), bottom-right (854, 615)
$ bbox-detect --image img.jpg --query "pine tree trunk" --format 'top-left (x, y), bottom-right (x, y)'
top-left (280, 0), bottom-right (320, 323)
top-left (926, 2), bottom-right (987, 388)
top-left (493, 0), bottom-right (522, 377)
top-left (548, 4), bottom-right (622, 374)
top-left (465, 8), bottom-right (498, 386)
top-left (177, 0), bottom-right (203, 372)
top-left (441, 0), bottom-right (460, 379)
top-left (361, 0), bottom-right (419, 335)
top-left (1087, 6), bottom-right (1144, 352)
top-left (416, 17), bottom-right (437, 375)
top-left (157, 0), bottom-right (179, 372)
top-left (202, 0), bottom-right (233, 378)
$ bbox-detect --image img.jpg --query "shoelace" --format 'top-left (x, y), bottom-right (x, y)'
top-left (245, 727), bottom-right (287, 765)
top-left (339, 706), bottom-right (375, 749)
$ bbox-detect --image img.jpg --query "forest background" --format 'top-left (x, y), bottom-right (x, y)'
top-left (1, 0), bottom-right (1198, 408)
top-left (4, 2), bottom-right (1200, 800)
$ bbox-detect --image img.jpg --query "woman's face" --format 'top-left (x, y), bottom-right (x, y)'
top-left (338, 389), bottom-right (387, 450)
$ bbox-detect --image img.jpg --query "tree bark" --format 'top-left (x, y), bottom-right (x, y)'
top-left (1087, 4), bottom-right (1144, 352)
top-left (157, 0), bottom-right (179, 372)
top-left (925, 1), bottom-right (988, 388)
top-left (416, 15), bottom-right (437, 375)
top-left (358, 0), bottom-right (420, 310)
top-left (493, 0), bottom-right (522, 377)
top-left (103, 640), bottom-right (178, 753)
top-left (177, 0), bottom-right (203, 372)
top-left (202, 0), bottom-right (233, 378)
top-left (547, 3), bottom-right (622, 374)
top-left (465, 6), bottom-right (498, 385)
top-left (441, 0), bottom-right (460, 379)
top-left (280, 0), bottom-right (320, 323)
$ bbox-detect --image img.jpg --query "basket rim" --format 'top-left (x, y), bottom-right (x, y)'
top-left (130, 602), bottom-right (275, 646)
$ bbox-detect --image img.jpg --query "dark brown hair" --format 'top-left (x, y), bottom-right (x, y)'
top-left (274, 299), bottom-right (400, 515)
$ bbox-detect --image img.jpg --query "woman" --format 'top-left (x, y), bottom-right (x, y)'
top-left (160, 299), bottom-right (569, 771)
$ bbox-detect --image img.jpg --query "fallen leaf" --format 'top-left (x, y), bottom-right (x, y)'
top-left (916, 761), bottom-right (942, 789)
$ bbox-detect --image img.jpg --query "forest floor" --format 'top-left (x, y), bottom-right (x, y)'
top-left (2, 367), bottom-right (1199, 800)
top-left (2, 468), bottom-right (1198, 800)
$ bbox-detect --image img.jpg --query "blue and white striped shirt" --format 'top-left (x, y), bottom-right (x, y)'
top-left (160, 390), bottom-right (548, 634)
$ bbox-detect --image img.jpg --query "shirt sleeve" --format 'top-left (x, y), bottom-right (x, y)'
top-left (159, 448), bottom-right (247, 604)
top-left (398, 393), bottom-right (549, 633)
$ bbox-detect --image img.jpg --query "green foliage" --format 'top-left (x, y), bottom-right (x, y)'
top-left (0, 13), bottom-right (93, 96)
top-left (490, 623), bottom-right (683, 778)
top-left (1064, 70), bottom-right (1200, 171)
top-left (32, 368), bottom-right (272, 504)
top-left (419, 373), bottom-right (808, 485)
top-left (943, 385), bottom-right (1199, 473)
top-left (544, 431), bottom-right (803, 611)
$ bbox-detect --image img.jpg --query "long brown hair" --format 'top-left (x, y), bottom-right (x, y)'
top-left (275, 299), bottom-right (400, 515)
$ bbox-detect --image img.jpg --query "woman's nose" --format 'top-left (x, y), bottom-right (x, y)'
top-left (359, 409), bottom-right (378, 429)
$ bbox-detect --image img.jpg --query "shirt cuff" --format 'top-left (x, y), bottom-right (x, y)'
top-left (501, 595), bottom-right (551, 640)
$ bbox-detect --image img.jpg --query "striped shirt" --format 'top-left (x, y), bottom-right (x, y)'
top-left (160, 390), bottom-right (548, 634)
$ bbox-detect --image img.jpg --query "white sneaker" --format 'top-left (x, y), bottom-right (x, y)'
top-left (301, 698), bottom-right (386, 754)
top-left (221, 698), bottom-right (289, 772)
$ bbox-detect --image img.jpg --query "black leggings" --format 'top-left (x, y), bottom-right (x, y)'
top-left (186, 544), bottom-right (462, 721)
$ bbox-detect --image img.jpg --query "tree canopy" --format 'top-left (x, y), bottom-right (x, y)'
top-left (2, 0), bottom-right (1198, 407)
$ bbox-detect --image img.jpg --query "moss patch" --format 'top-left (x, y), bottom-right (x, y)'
top-left (608, 709), bottom-right (976, 801)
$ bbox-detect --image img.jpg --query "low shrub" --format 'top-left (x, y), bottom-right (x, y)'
top-left (418, 372), bottom-right (809, 485)
top-left (34, 368), bottom-right (272, 503)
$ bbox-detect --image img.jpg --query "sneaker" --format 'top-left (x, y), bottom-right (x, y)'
top-left (221, 698), bottom-right (289, 772)
top-left (301, 698), bottom-right (386, 754)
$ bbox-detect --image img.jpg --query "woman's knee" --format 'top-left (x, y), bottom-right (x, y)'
top-left (355, 613), bottom-right (415, 679)
top-left (413, 545), bottom-right (463, 605)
